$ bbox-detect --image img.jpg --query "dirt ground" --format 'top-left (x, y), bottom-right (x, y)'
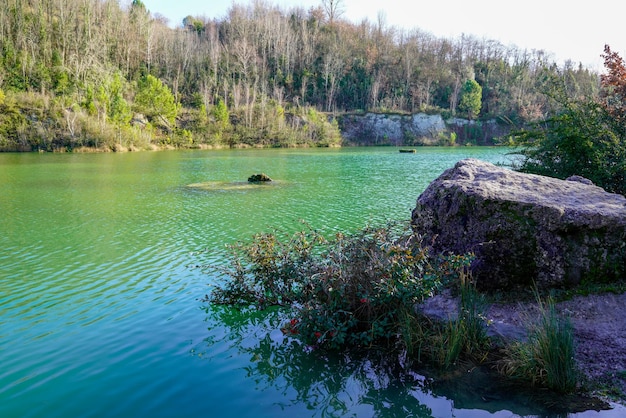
top-left (486, 291), bottom-right (626, 401)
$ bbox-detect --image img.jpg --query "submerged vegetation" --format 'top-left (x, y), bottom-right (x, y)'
top-left (207, 221), bottom-right (580, 394)
top-left (0, 0), bottom-right (600, 151)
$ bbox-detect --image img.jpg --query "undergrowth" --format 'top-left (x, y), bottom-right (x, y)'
top-left (209, 221), bottom-right (481, 362)
top-left (206, 220), bottom-right (580, 392)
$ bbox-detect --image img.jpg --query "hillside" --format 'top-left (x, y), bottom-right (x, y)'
top-left (0, 0), bottom-right (600, 151)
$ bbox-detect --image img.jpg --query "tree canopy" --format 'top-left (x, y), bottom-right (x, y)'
top-left (511, 46), bottom-right (626, 196)
top-left (0, 0), bottom-right (604, 151)
top-left (134, 75), bottom-right (179, 129)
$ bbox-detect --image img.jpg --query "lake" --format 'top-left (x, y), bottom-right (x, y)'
top-left (1, 147), bottom-right (623, 417)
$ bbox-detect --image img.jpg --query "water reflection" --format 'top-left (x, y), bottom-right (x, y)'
top-left (202, 306), bottom-right (433, 417)
top-left (200, 306), bottom-right (614, 418)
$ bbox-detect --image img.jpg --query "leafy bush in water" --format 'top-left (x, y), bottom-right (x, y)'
top-left (210, 227), bottom-right (325, 308)
top-left (209, 222), bottom-right (580, 391)
top-left (210, 222), bottom-right (473, 351)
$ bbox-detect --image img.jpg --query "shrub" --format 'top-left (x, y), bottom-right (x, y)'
top-left (209, 221), bottom-right (474, 352)
top-left (294, 224), bottom-right (441, 349)
top-left (210, 226), bottom-right (325, 308)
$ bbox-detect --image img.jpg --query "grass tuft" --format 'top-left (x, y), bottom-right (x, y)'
top-left (498, 293), bottom-right (578, 393)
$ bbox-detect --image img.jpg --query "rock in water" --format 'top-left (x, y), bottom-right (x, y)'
top-left (411, 159), bottom-right (626, 290)
top-left (248, 173), bottom-right (272, 183)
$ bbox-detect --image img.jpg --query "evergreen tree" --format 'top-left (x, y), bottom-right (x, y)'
top-left (134, 75), bottom-right (179, 130)
top-left (458, 79), bottom-right (482, 120)
top-left (212, 98), bottom-right (230, 131)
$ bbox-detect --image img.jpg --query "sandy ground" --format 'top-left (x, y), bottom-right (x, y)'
top-left (486, 291), bottom-right (626, 400)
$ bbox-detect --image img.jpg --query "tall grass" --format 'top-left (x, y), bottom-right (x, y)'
top-left (433, 270), bottom-right (489, 369)
top-left (419, 272), bottom-right (489, 369)
top-left (458, 271), bottom-right (488, 355)
top-left (430, 317), bottom-right (466, 369)
top-left (498, 294), bottom-right (578, 393)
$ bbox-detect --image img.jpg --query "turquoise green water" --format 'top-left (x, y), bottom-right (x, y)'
top-left (1, 147), bottom-right (623, 417)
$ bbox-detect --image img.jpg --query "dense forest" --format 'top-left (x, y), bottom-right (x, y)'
top-left (0, 0), bottom-right (602, 151)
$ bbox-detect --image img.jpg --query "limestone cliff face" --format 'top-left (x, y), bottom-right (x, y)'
top-left (338, 113), bottom-right (446, 145)
top-left (411, 159), bottom-right (626, 290)
top-left (337, 112), bottom-right (510, 145)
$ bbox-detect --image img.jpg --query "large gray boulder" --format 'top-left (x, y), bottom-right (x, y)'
top-left (411, 159), bottom-right (626, 290)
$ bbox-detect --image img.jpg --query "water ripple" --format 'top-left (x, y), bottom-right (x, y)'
top-left (5, 148), bottom-right (616, 418)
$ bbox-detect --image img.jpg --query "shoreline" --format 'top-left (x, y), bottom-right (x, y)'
top-left (1, 142), bottom-right (501, 154)
top-left (426, 288), bottom-right (626, 406)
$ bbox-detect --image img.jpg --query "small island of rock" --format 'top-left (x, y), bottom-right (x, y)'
top-left (248, 173), bottom-right (273, 183)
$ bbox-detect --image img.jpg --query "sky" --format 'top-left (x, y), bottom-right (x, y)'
top-left (141, 0), bottom-right (625, 71)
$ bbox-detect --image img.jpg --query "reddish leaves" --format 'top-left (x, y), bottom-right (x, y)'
top-left (600, 45), bottom-right (626, 125)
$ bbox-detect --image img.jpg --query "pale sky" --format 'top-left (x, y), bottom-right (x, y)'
top-left (141, 0), bottom-right (625, 71)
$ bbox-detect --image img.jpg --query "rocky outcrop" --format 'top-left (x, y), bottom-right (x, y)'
top-left (411, 159), bottom-right (626, 290)
top-left (248, 173), bottom-right (272, 183)
top-left (338, 112), bottom-right (512, 145)
top-left (339, 112), bottom-right (446, 145)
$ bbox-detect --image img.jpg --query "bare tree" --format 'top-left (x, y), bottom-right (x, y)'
top-left (321, 0), bottom-right (345, 24)
top-left (322, 44), bottom-right (344, 111)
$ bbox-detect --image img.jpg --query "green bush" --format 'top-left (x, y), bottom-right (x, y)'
top-left (294, 224), bottom-right (441, 349)
top-left (209, 221), bottom-right (474, 352)
top-left (510, 70), bottom-right (626, 196)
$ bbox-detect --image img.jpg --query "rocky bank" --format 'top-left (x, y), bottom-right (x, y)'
top-left (338, 112), bottom-right (512, 145)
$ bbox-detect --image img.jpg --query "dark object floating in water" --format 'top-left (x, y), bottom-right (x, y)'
top-left (399, 149), bottom-right (416, 153)
top-left (248, 173), bottom-right (273, 183)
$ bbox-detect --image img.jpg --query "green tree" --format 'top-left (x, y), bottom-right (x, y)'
top-left (458, 79), bottom-right (482, 120)
top-left (183, 15), bottom-right (205, 34)
top-left (108, 73), bottom-right (132, 145)
top-left (131, 0), bottom-right (146, 10)
top-left (110, 92), bottom-right (132, 128)
top-left (95, 85), bottom-right (109, 131)
top-left (134, 75), bottom-right (179, 130)
top-left (212, 97), bottom-right (230, 131)
top-left (511, 70), bottom-right (626, 196)
top-left (83, 87), bottom-right (98, 116)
